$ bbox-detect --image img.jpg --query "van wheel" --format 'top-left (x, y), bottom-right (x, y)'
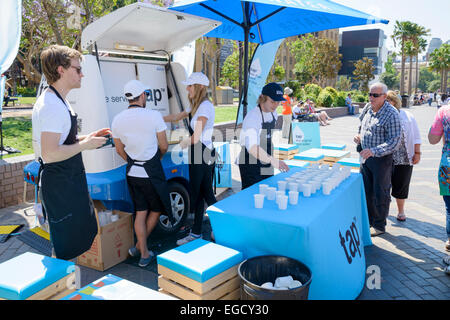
top-left (156, 181), bottom-right (189, 235)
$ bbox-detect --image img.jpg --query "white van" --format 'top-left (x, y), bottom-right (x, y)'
top-left (27, 3), bottom-right (220, 235)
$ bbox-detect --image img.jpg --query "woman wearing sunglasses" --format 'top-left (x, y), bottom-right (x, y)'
top-left (32, 45), bottom-right (110, 260)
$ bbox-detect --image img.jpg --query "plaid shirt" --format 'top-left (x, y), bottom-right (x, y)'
top-left (358, 101), bottom-right (401, 157)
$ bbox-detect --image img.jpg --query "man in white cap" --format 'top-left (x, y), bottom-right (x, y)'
top-left (111, 79), bottom-right (174, 267)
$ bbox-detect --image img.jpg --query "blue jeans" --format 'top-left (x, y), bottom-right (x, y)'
top-left (347, 105), bottom-right (354, 115)
top-left (442, 196), bottom-right (450, 238)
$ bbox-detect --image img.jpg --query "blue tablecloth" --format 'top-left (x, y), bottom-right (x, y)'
top-left (206, 167), bottom-right (372, 300)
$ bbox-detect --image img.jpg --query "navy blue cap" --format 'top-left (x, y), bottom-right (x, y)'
top-left (261, 82), bottom-right (286, 102)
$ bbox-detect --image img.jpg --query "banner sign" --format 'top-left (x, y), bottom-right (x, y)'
top-left (291, 122), bottom-right (321, 152)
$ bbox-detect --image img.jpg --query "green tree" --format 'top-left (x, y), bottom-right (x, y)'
top-left (353, 57), bottom-right (375, 93)
top-left (392, 20), bottom-right (416, 95)
top-left (417, 66), bottom-right (440, 92)
top-left (336, 76), bottom-right (352, 91)
top-left (220, 46), bottom-right (239, 88)
top-left (289, 34), bottom-right (314, 84)
top-left (428, 44), bottom-right (450, 93)
top-left (380, 53), bottom-right (399, 89)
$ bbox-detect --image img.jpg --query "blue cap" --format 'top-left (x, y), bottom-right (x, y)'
top-left (261, 83), bottom-right (286, 102)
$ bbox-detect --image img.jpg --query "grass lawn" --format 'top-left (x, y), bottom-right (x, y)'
top-left (0, 116), bottom-right (33, 159)
top-left (18, 97), bottom-right (37, 105)
top-left (214, 105), bottom-right (282, 123)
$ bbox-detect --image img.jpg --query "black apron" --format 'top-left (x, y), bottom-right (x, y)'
top-left (187, 112), bottom-right (217, 208)
top-left (239, 105), bottom-right (276, 190)
top-left (38, 86), bottom-right (97, 260)
top-left (124, 105), bottom-right (175, 224)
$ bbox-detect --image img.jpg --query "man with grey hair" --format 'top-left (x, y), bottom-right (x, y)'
top-left (354, 82), bottom-right (401, 236)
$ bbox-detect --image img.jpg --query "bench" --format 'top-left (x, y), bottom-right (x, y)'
top-left (3, 97), bottom-right (19, 107)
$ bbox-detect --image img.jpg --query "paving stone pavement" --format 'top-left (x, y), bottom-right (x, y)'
top-left (0, 103), bottom-right (448, 300)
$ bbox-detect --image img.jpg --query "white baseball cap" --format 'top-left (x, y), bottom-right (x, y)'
top-left (182, 72), bottom-right (209, 86)
top-left (123, 79), bottom-right (149, 100)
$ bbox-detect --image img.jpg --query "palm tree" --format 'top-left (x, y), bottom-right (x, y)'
top-left (429, 44), bottom-right (450, 93)
top-left (415, 37), bottom-right (428, 93)
top-left (392, 21), bottom-right (416, 95)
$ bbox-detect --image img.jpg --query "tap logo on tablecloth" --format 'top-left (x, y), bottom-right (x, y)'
top-left (339, 219), bottom-right (361, 264)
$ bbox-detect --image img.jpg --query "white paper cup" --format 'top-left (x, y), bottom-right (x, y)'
top-left (277, 180), bottom-right (287, 192)
top-left (254, 194), bottom-right (265, 208)
top-left (322, 182), bottom-right (332, 195)
top-left (303, 184), bottom-right (312, 197)
top-left (266, 187), bottom-right (276, 200)
top-left (278, 195), bottom-right (288, 210)
top-left (259, 184), bottom-right (269, 196)
top-left (289, 191), bottom-right (299, 205)
top-left (288, 182), bottom-right (298, 192)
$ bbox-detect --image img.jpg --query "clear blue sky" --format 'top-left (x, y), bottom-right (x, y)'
top-left (333, 0), bottom-right (450, 51)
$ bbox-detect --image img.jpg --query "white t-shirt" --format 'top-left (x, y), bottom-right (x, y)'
top-left (239, 106), bottom-right (278, 153)
top-left (186, 100), bottom-right (215, 149)
top-left (112, 107), bottom-right (167, 178)
top-left (32, 89), bottom-right (74, 160)
top-left (292, 105), bottom-right (302, 119)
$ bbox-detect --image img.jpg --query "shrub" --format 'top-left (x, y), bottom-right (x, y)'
top-left (16, 86), bottom-right (37, 97)
top-left (354, 94), bottom-right (367, 103)
top-left (335, 93), bottom-right (346, 107)
top-left (324, 86), bottom-right (338, 101)
top-left (304, 83), bottom-right (322, 100)
top-left (317, 90), bottom-right (334, 108)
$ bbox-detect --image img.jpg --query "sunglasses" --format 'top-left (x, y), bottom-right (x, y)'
top-left (70, 65), bottom-right (82, 75)
top-left (369, 93), bottom-right (384, 98)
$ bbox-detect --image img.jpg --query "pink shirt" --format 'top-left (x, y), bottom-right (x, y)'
top-left (430, 105), bottom-right (450, 137)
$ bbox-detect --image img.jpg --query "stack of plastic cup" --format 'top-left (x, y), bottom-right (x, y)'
top-left (254, 194), bottom-right (265, 208)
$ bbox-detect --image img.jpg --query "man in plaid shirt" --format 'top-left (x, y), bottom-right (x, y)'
top-left (354, 83), bottom-right (401, 237)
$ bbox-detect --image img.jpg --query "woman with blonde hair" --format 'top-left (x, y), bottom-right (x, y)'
top-left (386, 90), bottom-right (421, 221)
top-left (164, 72), bottom-right (217, 245)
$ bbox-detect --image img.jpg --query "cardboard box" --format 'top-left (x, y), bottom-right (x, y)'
top-left (76, 201), bottom-right (134, 271)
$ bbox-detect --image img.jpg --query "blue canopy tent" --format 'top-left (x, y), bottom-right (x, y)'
top-left (170, 0), bottom-right (388, 118)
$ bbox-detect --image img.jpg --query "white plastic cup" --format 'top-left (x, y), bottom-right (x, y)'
top-left (289, 191), bottom-right (299, 205)
top-left (276, 191), bottom-right (285, 204)
top-left (277, 180), bottom-right (287, 192)
top-left (303, 184), bottom-right (312, 197)
top-left (322, 182), bottom-right (332, 195)
top-left (278, 195), bottom-right (288, 210)
top-left (266, 187), bottom-right (276, 200)
top-left (254, 194), bottom-right (265, 208)
top-left (288, 182), bottom-right (298, 192)
top-left (259, 184), bottom-right (269, 196)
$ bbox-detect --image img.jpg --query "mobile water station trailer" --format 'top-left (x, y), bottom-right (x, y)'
top-left (24, 3), bottom-right (221, 235)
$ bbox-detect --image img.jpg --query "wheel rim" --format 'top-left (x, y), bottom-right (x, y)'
top-left (160, 191), bottom-right (185, 228)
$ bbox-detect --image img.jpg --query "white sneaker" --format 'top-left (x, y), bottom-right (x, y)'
top-left (176, 233), bottom-right (201, 246)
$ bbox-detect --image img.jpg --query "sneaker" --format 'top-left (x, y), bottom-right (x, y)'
top-left (138, 251), bottom-right (155, 267)
top-left (128, 247), bottom-right (140, 258)
top-left (445, 240), bottom-right (450, 252)
top-left (176, 233), bottom-right (201, 246)
top-left (370, 227), bottom-right (385, 237)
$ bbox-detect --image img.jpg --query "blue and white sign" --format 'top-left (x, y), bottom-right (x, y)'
top-left (291, 122), bottom-right (321, 152)
top-left (237, 39), bottom-right (283, 124)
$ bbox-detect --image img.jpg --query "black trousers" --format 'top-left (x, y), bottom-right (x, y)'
top-left (189, 161), bottom-right (217, 235)
top-left (360, 154), bottom-right (393, 232)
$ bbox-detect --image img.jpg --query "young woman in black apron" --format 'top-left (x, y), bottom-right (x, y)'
top-left (34, 45), bottom-right (110, 260)
top-left (239, 83), bottom-right (290, 190)
top-left (164, 72), bottom-right (217, 245)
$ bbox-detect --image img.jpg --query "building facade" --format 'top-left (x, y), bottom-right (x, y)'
top-left (338, 29), bottom-right (388, 85)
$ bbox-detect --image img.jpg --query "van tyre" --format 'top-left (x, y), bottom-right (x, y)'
top-left (156, 181), bottom-right (189, 235)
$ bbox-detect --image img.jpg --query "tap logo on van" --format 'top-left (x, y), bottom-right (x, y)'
top-left (106, 87), bottom-right (166, 107)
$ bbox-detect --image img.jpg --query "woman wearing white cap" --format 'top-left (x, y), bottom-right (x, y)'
top-left (164, 72), bottom-right (217, 245)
